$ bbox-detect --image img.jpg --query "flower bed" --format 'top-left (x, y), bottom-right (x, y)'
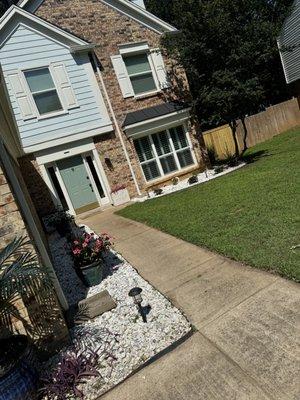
top-left (133, 163), bottom-right (246, 202)
top-left (45, 228), bottom-right (191, 399)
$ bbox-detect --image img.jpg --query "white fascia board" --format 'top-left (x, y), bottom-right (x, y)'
top-left (19, 0), bottom-right (177, 35)
top-left (23, 124), bottom-right (113, 153)
top-left (125, 108), bottom-right (191, 137)
top-left (0, 6), bottom-right (89, 47)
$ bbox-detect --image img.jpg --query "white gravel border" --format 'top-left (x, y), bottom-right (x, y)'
top-left (46, 228), bottom-right (191, 399)
top-left (132, 163), bottom-right (246, 203)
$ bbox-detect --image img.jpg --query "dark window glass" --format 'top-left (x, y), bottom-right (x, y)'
top-left (86, 156), bottom-right (105, 198)
top-left (48, 166), bottom-right (68, 210)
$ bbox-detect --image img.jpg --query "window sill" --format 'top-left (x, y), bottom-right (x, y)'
top-left (144, 163), bottom-right (199, 188)
top-left (134, 90), bottom-right (162, 100)
top-left (37, 109), bottom-right (69, 121)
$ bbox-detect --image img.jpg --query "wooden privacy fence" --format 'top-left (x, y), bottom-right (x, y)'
top-left (203, 98), bottom-right (300, 159)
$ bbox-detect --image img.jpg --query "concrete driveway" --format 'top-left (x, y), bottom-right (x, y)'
top-left (79, 207), bottom-right (300, 400)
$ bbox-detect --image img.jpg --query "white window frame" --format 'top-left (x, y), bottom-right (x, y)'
top-left (123, 51), bottom-right (160, 98)
top-left (135, 123), bottom-right (197, 183)
top-left (22, 65), bottom-right (68, 120)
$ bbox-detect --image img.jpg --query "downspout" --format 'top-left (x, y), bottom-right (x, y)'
top-left (91, 52), bottom-right (142, 197)
top-left (0, 140), bottom-right (69, 311)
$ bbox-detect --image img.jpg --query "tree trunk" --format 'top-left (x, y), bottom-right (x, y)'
top-left (240, 116), bottom-right (248, 155)
top-left (229, 120), bottom-right (239, 157)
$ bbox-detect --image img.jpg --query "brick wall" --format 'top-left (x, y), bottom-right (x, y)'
top-left (35, 0), bottom-right (205, 195)
top-left (0, 162), bottom-right (68, 354)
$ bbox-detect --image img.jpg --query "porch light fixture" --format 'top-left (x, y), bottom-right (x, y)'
top-left (129, 287), bottom-right (147, 323)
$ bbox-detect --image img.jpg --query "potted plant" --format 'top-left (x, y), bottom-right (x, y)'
top-left (111, 184), bottom-right (130, 206)
top-left (0, 237), bottom-right (51, 399)
top-left (71, 232), bottom-right (112, 287)
top-left (47, 208), bottom-right (75, 237)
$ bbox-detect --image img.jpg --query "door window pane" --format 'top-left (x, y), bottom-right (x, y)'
top-left (130, 74), bottom-right (156, 95)
top-left (33, 90), bottom-right (63, 115)
top-left (47, 166), bottom-right (68, 210)
top-left (86, 155), bottom-right (105, 198)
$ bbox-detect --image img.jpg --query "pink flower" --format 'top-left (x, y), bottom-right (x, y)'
top-left (72, 248), bottom-right (81, 255)
top-left (82, 242), bottom-right (88, 248)
top-left (73, 240), bottom-right (79, 245)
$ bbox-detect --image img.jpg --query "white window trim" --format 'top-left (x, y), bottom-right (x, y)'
top-left (21, 65), bottom-right (69, 120)
top-left (135, 124), bottom-right (197, 183)
top-left (123, 50), bottom-right (161, 98)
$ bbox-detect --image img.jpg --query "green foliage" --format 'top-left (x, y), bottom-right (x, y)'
top-left (0, 237), bottom-right (52, 335)
top-left (118, 128), bottom-right (300, 282)
top-left (150, 0), bottom-right (294, 153)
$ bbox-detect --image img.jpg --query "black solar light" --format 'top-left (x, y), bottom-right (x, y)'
top-left (129, 287), bottom-right (147, 323)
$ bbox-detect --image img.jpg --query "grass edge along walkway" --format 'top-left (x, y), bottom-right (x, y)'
top-left (117, 128), bottom-right (300, 282)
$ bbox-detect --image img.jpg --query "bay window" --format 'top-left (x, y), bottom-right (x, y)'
top-left (134, 125), bottom-right (195, 182)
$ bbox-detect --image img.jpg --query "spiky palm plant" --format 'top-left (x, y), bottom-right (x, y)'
top-left (0, 236), bottom-right (52, 336)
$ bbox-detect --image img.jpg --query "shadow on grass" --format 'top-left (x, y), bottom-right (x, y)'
top-left (241, 149), bottom-right (270, 164)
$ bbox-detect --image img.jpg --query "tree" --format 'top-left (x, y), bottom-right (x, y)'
top-left (153, 0), bottom-right (294, 156)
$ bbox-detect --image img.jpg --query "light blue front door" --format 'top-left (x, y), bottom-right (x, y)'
top-left (57, 155), bottom-right (98, 213)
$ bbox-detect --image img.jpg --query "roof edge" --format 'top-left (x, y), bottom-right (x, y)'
top-left (18, 0), bottom-right (177, 34)
top-left (0, 5), bottom-right (90, 46)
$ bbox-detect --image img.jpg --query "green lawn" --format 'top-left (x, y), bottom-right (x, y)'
top-left (117, 128), bottom-right (300, 282)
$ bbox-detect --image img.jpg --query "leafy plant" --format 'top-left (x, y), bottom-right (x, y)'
top-left (0, 237), bottom-right (52, 336)
top-left (207, 146), bottom-right (218, 166)
top-left (111, 184), bottom-right (126, 194)
top-left (188, 175), bottom-right (198, 185)
top-left (153, 188), bottom-right (163, 196)
top-left (71, 232), bottom-right (112, 267)
top-left (40, 330), bottom-right (118, 400)
top-left (47, 208), bottom-right (74, 236)
top-left (214, 165), bottom-right (224, 174)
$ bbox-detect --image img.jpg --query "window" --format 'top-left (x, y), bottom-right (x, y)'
top-left (134, 125), bottom-right (195, 182)
top-left (123, 53), bottom-right (157, 95)
top-left (24, 67), bottom-right (63, 116)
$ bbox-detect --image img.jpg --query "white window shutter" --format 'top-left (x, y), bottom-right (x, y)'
top-left (50, 62), bottom-right (78, 109)
top-left (150, 49), bottom-right (170, 89)
top-left (111, 55), bottom-right (134, 98)
top-left (7, 71), bottom-right (36, 120)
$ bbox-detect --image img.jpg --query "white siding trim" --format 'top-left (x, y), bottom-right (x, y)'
top-left (23, 124), bottom-right (113, 153)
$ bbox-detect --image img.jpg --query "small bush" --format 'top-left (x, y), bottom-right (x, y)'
top-left (214, 165), bottom-right (224, 174)
top-left (207, 146), bottom-right (218, 165)
top-left (153, 188), bottom-right (163, 196)
top-left (188, 175), bottom-right (198, 185)
top-left (172, 177), bottom-right (180, 185)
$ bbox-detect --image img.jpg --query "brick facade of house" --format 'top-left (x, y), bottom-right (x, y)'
top-left (0, 162), bottom-right (68, 353)
top-left (19, 0), bottom-right (205, 209)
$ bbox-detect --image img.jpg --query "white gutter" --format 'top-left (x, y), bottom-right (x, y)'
top-left (0, 139), bottom-right (69, 311)
top-left (91, 52), bottom-right (142, 196)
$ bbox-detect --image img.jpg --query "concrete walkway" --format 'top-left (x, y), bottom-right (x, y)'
top-left (79, 208), bottom-right (300, 400)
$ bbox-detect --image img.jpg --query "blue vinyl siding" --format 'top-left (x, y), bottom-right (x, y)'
top-left (0, 24), bottom-right (111, 149)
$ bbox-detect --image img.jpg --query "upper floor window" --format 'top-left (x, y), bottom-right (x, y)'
top-left (123, 53), bottom-right (157, 95)
top-left (111, 42), bottom-right (170, 99)
top-left (24, 67), bottom-right (63, 116)
top-left (6, 62), bottom-right (78, 121)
